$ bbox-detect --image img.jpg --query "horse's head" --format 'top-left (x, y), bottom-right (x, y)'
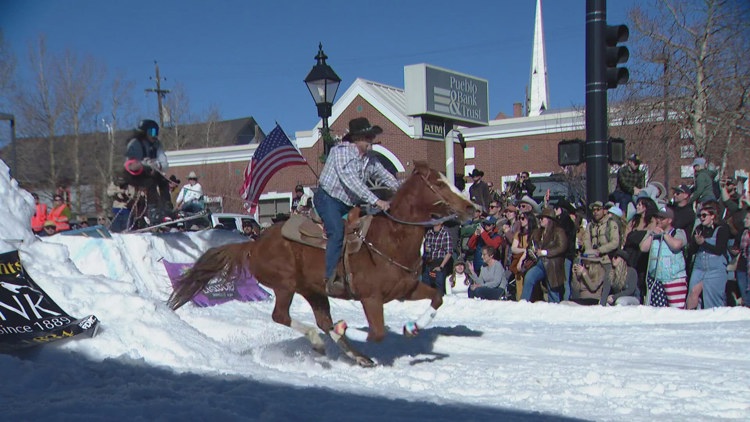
top-left (394, 161), bottom-right (478, 222)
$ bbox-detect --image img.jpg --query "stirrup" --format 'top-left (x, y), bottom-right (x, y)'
top-left (325, 275), bottom-right (345, 296)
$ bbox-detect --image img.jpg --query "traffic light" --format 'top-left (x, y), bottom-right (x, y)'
top-left (605, 24), bottom-right (629, 89)
top-left (608, 137), bottom-right (625, 164)
top-left (558, 139), bottom-right (585, 166)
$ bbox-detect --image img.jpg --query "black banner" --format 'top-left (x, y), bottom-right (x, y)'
top-left (0, 250), bottom-right (99, 352)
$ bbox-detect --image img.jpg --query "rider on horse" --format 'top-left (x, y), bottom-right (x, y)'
top-left (313, 118), bottom-right (400, 296)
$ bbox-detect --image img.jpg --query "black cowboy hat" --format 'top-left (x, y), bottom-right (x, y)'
top-left (467, 169), bottom-right (484, 178)
top-left (553, 198), bottom-right (576, 214)
top-left (346, 118), bottom-right (382, 139)
top-left (169, 175), bottom-right (181, 185)
top-left (538, 207), bottom-right (557, 221)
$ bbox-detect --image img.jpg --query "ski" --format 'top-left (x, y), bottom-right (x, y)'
top-left (130, 210), bottom-right (210, 233)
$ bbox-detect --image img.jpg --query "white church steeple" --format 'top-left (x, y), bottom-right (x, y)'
top-left (527, 0), bottom-right (550, 116)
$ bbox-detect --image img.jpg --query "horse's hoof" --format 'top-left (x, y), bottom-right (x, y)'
top-left (403, 321), bottom-right (419, 337)
top-left (305, 330), bottom-right (326, 355)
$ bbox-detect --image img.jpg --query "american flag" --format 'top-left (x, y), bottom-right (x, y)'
top-left (239, 124), bottom-right (307, 211)
top-left (646, 276), bottom-right (670, 307)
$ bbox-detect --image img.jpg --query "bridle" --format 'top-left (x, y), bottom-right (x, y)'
top-left (359, 171), bottom-right (466, 275)
top-left (381, 172), bottom-right (461, 227)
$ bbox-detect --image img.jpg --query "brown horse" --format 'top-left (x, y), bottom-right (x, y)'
top-left (168, 162), bottom-right (476, 366)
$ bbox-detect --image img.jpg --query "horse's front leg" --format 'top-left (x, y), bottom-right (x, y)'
top-left (402, 282), bottom-right (443, 336)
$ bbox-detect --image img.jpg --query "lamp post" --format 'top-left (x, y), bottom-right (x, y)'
top-left (304, 43), bottom-right (341, 159)
top-left (0, 112), bottom-right (15, 177)
top-left (652, 51), bottom-right (670, 191)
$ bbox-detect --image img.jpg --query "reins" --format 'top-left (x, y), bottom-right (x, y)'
top-left (380, 173), bottom-right (460, 226)
top-left (360, 171), bottom-right (463, 274)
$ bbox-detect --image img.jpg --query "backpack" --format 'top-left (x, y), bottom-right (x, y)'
top-left (588, 217), bottom-right (618, 247)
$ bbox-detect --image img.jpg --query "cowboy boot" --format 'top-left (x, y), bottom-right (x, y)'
top-left (325, 274), bottom-right (345, 296)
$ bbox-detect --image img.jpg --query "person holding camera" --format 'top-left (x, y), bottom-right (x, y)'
top-left (687, 205), bottom-right (730, 309)
top-left (511, 171), bottom-right (536, 200)
top-left (467, 216), bottom-right (505, 276)
top-left (639, 207), bottom-right (689, 308)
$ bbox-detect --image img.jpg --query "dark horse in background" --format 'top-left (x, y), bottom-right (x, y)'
top-left (168, 162), bottom-right (476, 366)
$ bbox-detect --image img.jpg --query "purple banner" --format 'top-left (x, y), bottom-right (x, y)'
top-left (163, 260), bottom-right (270, 307)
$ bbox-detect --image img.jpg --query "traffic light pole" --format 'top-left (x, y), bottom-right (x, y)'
top-left (585, 0), bottom-right (609, 205)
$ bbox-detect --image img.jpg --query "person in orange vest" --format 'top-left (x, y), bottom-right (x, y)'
top-left (48, 194), bottom-right (72, 232)
top-left (30, 192), bottom-right (48, 234)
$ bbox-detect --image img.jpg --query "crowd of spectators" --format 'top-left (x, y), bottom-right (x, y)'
top-left (423, 159), bottom-right (750, 310)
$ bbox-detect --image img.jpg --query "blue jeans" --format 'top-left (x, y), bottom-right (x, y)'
top-left (521, 260), bottom-right (562, 303)
top-left (181, 201), bottom-right (204, 214)
top-left (611, 190), bottom-right (633, 215)
top-left (689, 252), bottom-right (728, 308)
top-left (313, 188), bottom-right (351, 279)
top-left (564, 258), bottom-right (572, 301)
top-left (110, 208), bottom-right (130, 233)
top-left (469, 286), bottom-right (506, 300)
top-left (737, 271), bottom-right (749, 307)
top-left (421, 266), bottom-right (446, 294)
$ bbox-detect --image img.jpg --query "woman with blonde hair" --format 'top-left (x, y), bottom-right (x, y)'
top-left (604, 249), bottom-right (640, 306)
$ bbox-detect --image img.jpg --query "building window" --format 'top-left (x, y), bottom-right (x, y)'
top-left (680, 165), bottom-right (694, 179)
top-left (680, 145), bottom-right (695, 159)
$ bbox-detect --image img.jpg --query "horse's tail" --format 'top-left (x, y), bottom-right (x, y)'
top-left (167, 242), bottom-right (254, 310)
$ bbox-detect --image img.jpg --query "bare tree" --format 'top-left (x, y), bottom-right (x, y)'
top-left (56, 50), bottom-right (104, 214)
top-left (160, 82), bottom-right (194, 150)
top-left (627, 0), bottom-right (750, 174)
top-left (15, 37), bottom-right (63, 191)
top-left (202, 106), bottom-right (222, 148)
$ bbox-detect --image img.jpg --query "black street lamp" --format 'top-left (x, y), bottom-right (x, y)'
top-left (0, 112), bottom-right (16, 177)
top-left (304, 43), bottom-right (341, 158)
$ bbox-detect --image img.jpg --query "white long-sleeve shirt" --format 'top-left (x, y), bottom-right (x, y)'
top-left (176, 182), bottom-right (203, 205)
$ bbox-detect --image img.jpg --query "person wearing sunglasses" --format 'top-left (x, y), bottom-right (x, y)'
top-left (123, 119), bottom-right (172, 223)
top-left (687, 205), bottom-right (730, 309)
top-left (47, 195), bottom-right (72, 232)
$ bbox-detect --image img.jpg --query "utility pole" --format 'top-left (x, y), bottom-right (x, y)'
top-left (145, 61), bottom-right (170, 128)
top-left (585, 0), bottom-right (629, 204)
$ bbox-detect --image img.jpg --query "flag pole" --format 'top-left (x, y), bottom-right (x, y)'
top-left (278, 123), bottom-right (319, 179)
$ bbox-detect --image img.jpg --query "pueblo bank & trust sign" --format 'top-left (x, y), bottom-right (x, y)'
top-left (404, 63), bottom-right (489, 127)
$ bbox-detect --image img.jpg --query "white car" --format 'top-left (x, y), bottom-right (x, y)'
top-left (209, 213), bottom-right (258, 232)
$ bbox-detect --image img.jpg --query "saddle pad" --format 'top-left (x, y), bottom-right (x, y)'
top-left (281, 213), bottom-right (373, 253)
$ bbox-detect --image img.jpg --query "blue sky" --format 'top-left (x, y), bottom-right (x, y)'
top-left (1, 0), bottom-right (641, 135)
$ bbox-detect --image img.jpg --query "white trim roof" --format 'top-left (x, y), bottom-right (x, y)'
top-left (168, 77), bottom-right (593, 167)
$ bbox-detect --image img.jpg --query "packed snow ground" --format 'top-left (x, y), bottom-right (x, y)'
top-left (1, 160), bottom-right (749, 421)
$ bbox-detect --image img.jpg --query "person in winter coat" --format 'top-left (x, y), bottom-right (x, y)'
top-left (467, 169), bottom-right (492, 213)
top-left (520, 207), bottom-right (568, 303)
top-left (48, 194), bottom-right (72, 232)
top-left (467, 216), bottom-right (505, 276)
top-left (123, 119), bottom-right (172, 222)
top-left (690, 157), bottom-right (716, 204)
top-left (30, 192), bottom-right (48, 234)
